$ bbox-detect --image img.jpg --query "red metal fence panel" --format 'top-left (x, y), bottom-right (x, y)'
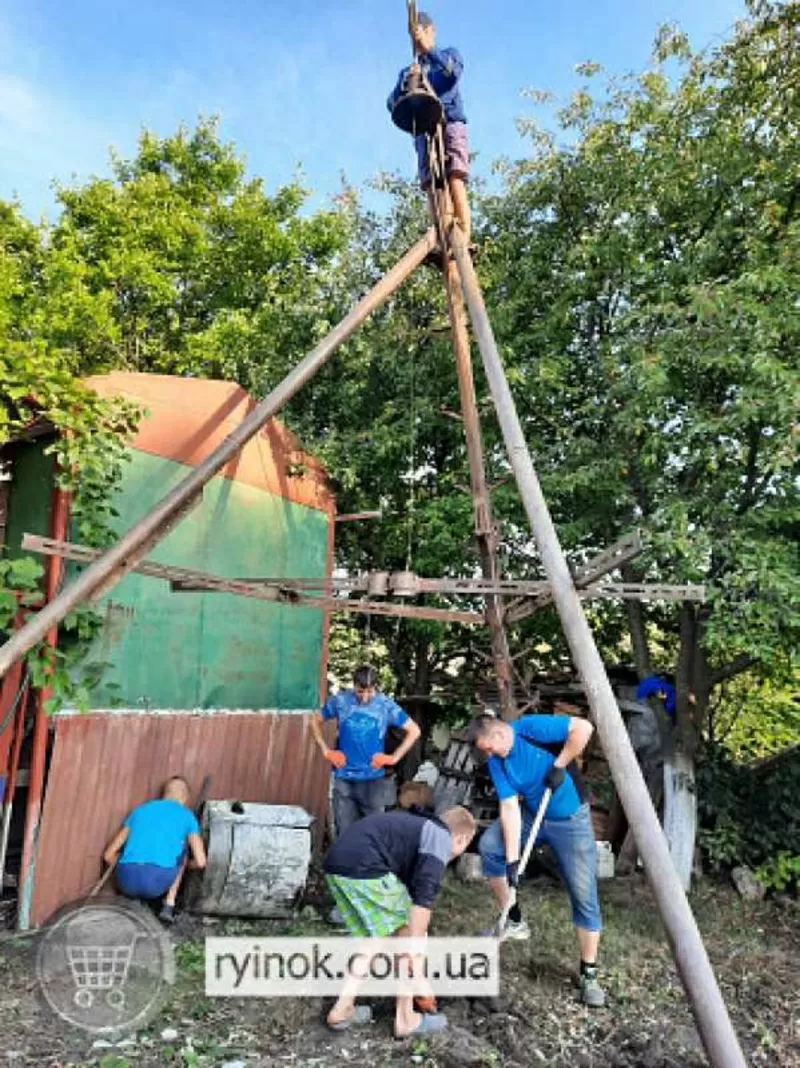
top-left (30, 710), bottom-right (330, 927)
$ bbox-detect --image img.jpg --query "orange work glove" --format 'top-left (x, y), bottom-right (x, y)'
top-left (414, 995), bottom-right (438, 1014)
top-left (371, 752), bottom-right (396, 770)
top-left (324, 749), bottom-right (347, 770)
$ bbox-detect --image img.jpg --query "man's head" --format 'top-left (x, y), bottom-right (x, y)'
top-left (467, 714), bottom-right (515, 758)
top-left (415, 11), bottom-right (436, 54)
top-left (398, 781), bottom-right (434, 811)
top-left (440, 805), bottom-right (476, 858)
top-left (352, 664), bottom-right (379, 705)
top-left (163, 776), bottom-right (190, 805)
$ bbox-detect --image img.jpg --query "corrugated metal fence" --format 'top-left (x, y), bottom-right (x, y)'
top-left (30, 710), bottom-right (330, 927)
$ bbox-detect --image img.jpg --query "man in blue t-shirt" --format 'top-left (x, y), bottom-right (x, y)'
top-left (468, 712), bottom-right (605, 1007)
top-left (103, 776), bottom-right (206, 924)
top-left (311, 665), bottom-right (421, 836)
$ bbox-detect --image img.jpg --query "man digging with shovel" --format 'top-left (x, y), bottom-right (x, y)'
top-left (468, 712), bottom-right (606, 1007)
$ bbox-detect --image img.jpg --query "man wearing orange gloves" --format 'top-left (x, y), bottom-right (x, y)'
top-left (311, 665), bottom-right (421, 837)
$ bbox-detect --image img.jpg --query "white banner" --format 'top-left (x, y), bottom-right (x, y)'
top-left (205, 936), bottom-right (499, 998)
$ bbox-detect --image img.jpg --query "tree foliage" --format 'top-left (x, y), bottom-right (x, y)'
top-left (479, 0), bottom-right (799, 743)
top-left (0, 119), bottom-right (350, 707)
top-left (0, 4), bottom-right (796, 796)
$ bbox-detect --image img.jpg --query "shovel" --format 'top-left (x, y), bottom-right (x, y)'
top-left (182, 774), bottom-right (213, 911)
top-left (495, 786), bottom-right (552, 937)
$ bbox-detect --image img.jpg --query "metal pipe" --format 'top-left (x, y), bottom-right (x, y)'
top-left (450, 227), bottom-right (747, 1068)
top-left (0, 231), bottom-right (437, 681)
top-left (18, 487), bottom-right (70, 930)
top-left (442, 256), bottom-right (517, 719)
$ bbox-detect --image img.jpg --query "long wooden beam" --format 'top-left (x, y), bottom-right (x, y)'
top-left (23, 537), bottom-right (705, 604)
top-left (21, 536), bottom-right (482, 626)
top-left (450, 222), bottom-right (747, 1068)
top-left (442, 241), bottom-right (517, 719)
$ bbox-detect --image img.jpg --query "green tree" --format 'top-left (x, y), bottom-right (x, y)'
top-left (42, 118), bottom-right (347, 385)
top-left (0, 119), bottom-right (351, 707)
top-left (479, 0), bottom-right (800, 884)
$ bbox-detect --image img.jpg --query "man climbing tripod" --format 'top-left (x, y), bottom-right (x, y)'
top-left (387, 8), bottom-right (472, 246)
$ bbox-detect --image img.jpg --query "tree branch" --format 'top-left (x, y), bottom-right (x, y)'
top-left (709, 654), bottom-right (757, 688)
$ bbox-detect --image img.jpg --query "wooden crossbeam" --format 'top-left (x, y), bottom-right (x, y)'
top-left (21, 535), bottom-right (483, 627)
top-left (23, 536), bottom-right (704, 620)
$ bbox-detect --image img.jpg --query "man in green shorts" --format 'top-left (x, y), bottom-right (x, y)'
top-left (323, 804), bottom-right (476, 1037)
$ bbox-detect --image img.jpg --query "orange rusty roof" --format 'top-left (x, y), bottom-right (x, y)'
top-left (85, 372), bottom-right (335, 514)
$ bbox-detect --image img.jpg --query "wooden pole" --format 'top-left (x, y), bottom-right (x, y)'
top-left (442, 255), bottom-right (517, 719)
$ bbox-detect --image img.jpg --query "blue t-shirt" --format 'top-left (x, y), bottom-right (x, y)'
top-left (321, 690), bottom-right (408, 781)
top-left (487, 715), bottom-right (581, 821)
top-left (120, 799), bottom-right (200, 869)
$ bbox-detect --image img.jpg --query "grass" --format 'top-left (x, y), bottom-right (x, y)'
top-left (0, 873), bottom-right (796, 1067)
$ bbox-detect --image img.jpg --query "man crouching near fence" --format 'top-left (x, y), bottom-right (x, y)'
top-left (323, 805), bottom-right (476, 1036)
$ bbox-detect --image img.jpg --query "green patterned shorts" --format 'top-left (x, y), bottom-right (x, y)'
top-left (326, 872), bottom-right (412, 937)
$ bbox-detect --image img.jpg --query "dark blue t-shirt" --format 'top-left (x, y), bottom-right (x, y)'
top-left (321, 690), bottom-right (408, 781)
top-left (120, 799), bottom-right (199, 869)
top-left (487, 715), bottom-right (581, 820)
top-left (636, 676), bottom-right (676, 719)
top-left (388, 47), bottom-right (467, 124)
top-left (324, 809), bottom-right (452, 908)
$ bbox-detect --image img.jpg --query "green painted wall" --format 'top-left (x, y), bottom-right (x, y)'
top-left (80, 450), bottom-right (330, 711)
top-left (4, 443), bottom-right (55, 561)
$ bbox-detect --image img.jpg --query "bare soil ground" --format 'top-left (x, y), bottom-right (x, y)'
top-left (0, 874), bottom-right (797, 1068)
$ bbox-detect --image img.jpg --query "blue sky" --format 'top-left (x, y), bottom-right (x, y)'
top-left (1, 0), bottom-right (746, 220)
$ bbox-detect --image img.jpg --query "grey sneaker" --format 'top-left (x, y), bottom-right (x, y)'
top-left (502, 918), bottom-right (531, 941)
top-left (580, 972), bottom-right (606, 1007)
top-left (479, 919), bottom-right (531, 941)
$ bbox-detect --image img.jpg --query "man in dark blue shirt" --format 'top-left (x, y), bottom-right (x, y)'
top-left (324, 805), bottom-right (476, 1037)
top-left (469, 713), bottom-right (606, 1007)
top-left (387, 11), bottom-right (472, 243)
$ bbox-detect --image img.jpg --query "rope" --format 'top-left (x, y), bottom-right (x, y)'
top-left (426, 126), bottom-right (451, 254)
top-left (405, 335), bottom-right (418, 573)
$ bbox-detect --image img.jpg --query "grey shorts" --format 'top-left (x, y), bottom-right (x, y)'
top-left (415, 121), bottom-right (470, 189)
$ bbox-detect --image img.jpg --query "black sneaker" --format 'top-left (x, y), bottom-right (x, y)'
top-left (159, 903), bottom-right (176, 925)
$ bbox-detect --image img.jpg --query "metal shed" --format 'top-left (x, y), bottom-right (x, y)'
top-left (0, 373), bottom-right (336, 927)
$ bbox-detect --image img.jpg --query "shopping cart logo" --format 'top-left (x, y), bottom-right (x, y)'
top-left (67, 933), bottom-right (145, 1011)
top-left (36, 900), bottom-right (175, 1035)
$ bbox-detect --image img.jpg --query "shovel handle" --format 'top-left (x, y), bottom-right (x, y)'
top-left (496, 787), bottom-right (553, 933)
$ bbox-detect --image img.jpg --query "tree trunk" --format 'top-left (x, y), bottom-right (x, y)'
top-left (621, 562), bottom-right (653, 680)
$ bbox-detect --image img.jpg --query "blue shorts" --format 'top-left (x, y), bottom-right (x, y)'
top-left (116, 862), bottom-right (180, 900)
top-left (479, 802), bottom-right (602, 932)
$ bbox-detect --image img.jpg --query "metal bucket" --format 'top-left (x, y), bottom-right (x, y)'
top-left (194, 802), bottom-right (314, 918)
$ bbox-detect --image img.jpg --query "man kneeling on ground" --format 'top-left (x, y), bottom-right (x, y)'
top-left (323, 805), bottom-right (476, 1036)
top-left (468, 712), bottom-right (606, 1007)
top-left (104, 776), bottom-right (206, 924)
